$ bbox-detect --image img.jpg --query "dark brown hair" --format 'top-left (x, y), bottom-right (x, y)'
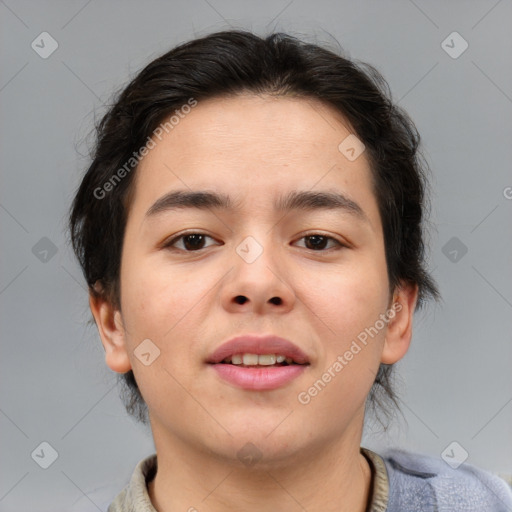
top-left (69, 30), bottom-right (440, 428)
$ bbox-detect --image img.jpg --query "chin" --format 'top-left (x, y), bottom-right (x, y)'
top-left (203, 423), bottom-right (309, 469)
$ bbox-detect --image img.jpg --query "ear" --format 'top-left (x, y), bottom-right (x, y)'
top-left (381, 282), bottom-right (419, 365)
top-left (89, 284), bottom-right (132, 373)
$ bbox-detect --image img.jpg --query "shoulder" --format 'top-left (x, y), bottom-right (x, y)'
top-left (380, 447), bottom-right (512, 512)
top-left (71, 454), bottom-right (158, 512)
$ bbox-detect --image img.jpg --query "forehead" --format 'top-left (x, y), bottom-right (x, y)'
top-left (129, 94), bottom-right (378, 224)
top-left (148, 93), bottom-right (356, 163)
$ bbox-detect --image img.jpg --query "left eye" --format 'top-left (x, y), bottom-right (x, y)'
top-left (294, 235), bottom-right (342, 251)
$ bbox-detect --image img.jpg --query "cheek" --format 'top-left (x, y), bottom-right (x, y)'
top-left (299, 282), bottom-right (387, 427)
top-left (118, 256), bottom-right (210, 416)
top-left (301, 254), bottom-right (389, 334)
top-left (297, 253), bottom-right (389, 402)
top-left (121, 250), bottom-right (208, 325)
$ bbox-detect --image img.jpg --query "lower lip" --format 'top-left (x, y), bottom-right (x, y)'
top-left (210, 364), bottom-right (307, 391)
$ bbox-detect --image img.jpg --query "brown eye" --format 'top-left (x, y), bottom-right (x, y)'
top-left (165, 233), bottom-right (218, 251)
top-left (295, 234), bottom-right (342, 251)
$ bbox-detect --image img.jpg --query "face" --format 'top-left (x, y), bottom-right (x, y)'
top-left (93, 93), bottom-right (416, 466)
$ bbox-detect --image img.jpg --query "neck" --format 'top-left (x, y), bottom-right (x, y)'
top-left (147, 421), bottom-right (372, 512)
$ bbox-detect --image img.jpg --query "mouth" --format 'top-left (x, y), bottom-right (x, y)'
top-left (216, 353), bottom-right (305, 367)
top-left (207, 335), bottom-right (310, 390)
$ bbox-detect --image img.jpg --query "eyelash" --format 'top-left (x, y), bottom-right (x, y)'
top-left (162, 232), bottom-right (346, 252)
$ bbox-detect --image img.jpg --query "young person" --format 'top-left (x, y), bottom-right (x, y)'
top-left (69, 30), bottom-right (512, 511)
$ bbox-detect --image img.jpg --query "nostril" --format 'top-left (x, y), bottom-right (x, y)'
top-left (233, 296), bottom-right (282, 305)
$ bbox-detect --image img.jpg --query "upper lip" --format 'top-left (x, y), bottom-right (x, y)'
top-left (207, 334), bottom-right (310, 364)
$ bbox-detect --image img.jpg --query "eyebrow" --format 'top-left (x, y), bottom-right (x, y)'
top-left (145, 189), bottom-right (369, 223)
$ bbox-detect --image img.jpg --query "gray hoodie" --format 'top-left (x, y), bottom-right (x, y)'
top-left (75, 447), bottom-right (512, 511)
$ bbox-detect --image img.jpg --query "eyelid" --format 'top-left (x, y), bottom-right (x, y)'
top-left (161, 231), bottom-right (349, 252)
top-left (293, 232), bottom-right (347, 250)
top-left (162, 231), bottom-right (220, 250)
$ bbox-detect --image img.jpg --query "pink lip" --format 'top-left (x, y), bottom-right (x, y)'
top-left (211, 364), bottom-right (307, 391)
top-left (207, 334), bottom-right (310, 391)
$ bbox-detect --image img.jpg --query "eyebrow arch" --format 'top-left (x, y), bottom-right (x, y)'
top-left (276, 190), bottom-right (368, 222)
top-left (145, 189), bottom-right (369, 223)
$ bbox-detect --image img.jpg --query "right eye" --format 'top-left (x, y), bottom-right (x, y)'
top-left (163, 233), bottom-right (220, 252)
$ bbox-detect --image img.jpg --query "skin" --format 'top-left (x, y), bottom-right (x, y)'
top-left (90, 93), bottom-right (418, 512)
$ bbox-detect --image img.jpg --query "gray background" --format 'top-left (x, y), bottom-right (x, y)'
top-left (1, 0), bottom-right (511, 510)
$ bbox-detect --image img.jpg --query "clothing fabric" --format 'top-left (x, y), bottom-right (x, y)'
top-left (92, 447), bottom-right (512, 511)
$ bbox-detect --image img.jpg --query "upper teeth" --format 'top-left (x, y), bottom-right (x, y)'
top-left (223, 354), bottom-right (292, 365)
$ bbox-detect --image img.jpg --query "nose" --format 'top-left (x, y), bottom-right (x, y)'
top-left (220, 236), bottom-right (296, 315)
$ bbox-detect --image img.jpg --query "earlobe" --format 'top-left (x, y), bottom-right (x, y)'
top-left (89, 289), bottom-right (132, 373)
top-left (381, 283), bottom-right (419, 365)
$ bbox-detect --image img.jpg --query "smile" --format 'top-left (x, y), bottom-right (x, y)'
top-left (221, 353), bottom-right (302, 366)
